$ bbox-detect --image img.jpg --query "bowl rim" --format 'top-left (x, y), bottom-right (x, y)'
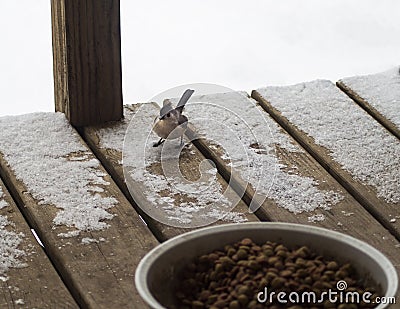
top-left (135, 222), bottom-right (399, 309)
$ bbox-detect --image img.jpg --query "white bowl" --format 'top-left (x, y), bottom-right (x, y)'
top-left (135, 222), bottom-right (398, 309)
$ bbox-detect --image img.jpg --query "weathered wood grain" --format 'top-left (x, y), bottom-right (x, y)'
top-left (252, 87), bottom-right (400, 241)
top-left (337, 80), bottom-right (400, 140)
top-left (81, 104), bottom-right (259, 242)
top-left (51, 0), bottom-right (123, 126)
top-left (0, 179), bottom-right (78, 308)
top-left (0, 126), bottom-right (158, 308)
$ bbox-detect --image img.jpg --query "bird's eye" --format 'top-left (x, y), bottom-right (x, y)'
top-left (166, 113), bottom-right (170, 118)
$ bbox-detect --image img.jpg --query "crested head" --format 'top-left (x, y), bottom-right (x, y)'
top-left (159, 104), bottom-right (174, 118)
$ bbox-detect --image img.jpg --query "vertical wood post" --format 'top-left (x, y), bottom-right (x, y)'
top-left (51, 0), bottom-right (123, 126)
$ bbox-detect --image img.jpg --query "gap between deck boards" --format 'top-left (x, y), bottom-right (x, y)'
top-left (1, 72), bottom-right (398, 307)
top-left (78, 101), bottom-right (400, 286)
top-left (251, 86), bottom-right (400, 242)
top-left (336, 81), bottom-right (400, 140)
top-left (75, 125), bottom-right (189, 242)
top-left (79, 103), bottom-right (260, 243)
top-left (0, 160), bottom-right (79, 308)
top-left (0, 114), bottom-right (160, 308)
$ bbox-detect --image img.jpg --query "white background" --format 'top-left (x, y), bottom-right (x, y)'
top-left (0, 0), bottom-right (399, 116)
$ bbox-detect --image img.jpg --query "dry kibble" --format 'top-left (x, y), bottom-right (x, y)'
top-left (239, 245), bottom-right (250, 251)
top-left (271, 277), bottom-right (286, 289)
top-left (207, 295), bottom-right (218, 304)
top-left (175, 238), bottom-right (381, 308)
top-left (220, 256), bottom-right (234, 267)
top-left (312, 281), bottom-right (325, 289)
top-left (237, 294), bottom-right (249, 306)
top-left (237, 285), bottom-right (250, 295)
top-left (263, 248), bottom-right (274, 257)
top-left (295, 246), bottom-right (310, 258)
top-left (247, 300), bottom-right (259, 309)
top-left (191, 300), bottom-right (204, 309)
top-left (337, 304), bottom-right (358, 309)
top-left (296, 257), bottom-right (307, 266)
top-left (236, 249), bottom-right (248, 260)
top-left (240, 238), bottom-right (253, 246)
top-left (280, 269), bottom-right (292, 278)
top-left (275, 244), bottom-right (287, 252)
top-left (276, 250), bottom-right (288, 258)
top-left (296, 268), bottom-right (308, 278)
top-left (274, 261), bottom-right (284, 271)
top-left (268, 256), bottom-right (280, 264)
top-left (327, 261), bottom-right (339, 271)
top-left (266, 271), bottom-right (277, 282)
top-left (248, 260), bottom-right (261, 270)
top-left (213, 300), bottom-right (227, 308)
top-left (255, 255), bottom-right (268, 264)
top-left (228, 300), bottom-right (240, 309)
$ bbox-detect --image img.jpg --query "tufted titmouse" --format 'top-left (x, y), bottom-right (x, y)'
top-left (152, 89), bottom-right (194, 147)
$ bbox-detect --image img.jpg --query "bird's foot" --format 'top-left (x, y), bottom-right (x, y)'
top-left (153, 138), bottom-right (165, 147)
top-left (179, 136), bottom-right (185, 147)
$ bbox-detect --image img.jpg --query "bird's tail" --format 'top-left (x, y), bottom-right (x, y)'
top-left (176, 89), bottom-right (194, 113)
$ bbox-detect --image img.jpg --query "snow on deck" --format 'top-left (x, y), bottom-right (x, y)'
top-left (97, 105), bottom-right (247, 227)
top-left (0, 113), bottom-right (118, 238)
top-left (340, 66), bottom-right (400, 129)
top-left (256, 80), bottom-right (400, 204)
top-left (96, 106), bottom-right (137, 152)
top-left (183, 92), bottom-right (343, 214)
top-left (0, 186), bottom-right (26, 281)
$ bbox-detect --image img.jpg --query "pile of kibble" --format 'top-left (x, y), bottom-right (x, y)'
top-left (174, 238), bottom-right (380, 309)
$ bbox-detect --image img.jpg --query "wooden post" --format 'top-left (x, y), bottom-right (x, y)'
top-left (51, 0), bottom-right (123, 126)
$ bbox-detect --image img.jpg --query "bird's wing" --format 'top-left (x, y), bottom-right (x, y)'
top-left (176, 89), bottom-right (194, 113)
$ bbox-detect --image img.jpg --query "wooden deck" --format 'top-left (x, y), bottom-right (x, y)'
top-left (0, 69), bottom-right (399, 308)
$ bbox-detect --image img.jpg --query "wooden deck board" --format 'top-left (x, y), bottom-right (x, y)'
top-left (81, 104), bottom-right (259, 242)
top-left (0, 77), bottom-right (398, 306)
top-left (181, 92), bottom-right (400, 281)
top-left (337, 80), bottom-right (400, 140)
top-left (0, 113), bottom-right (158, 308)
top-left (80, 110), bottom-right (185, 241)
top-left (0, 178), bottom-right (78, 308)
top-left (337, 68), bottom-right (400, 140)
top-left (252, 81), bottom-right (400, 241)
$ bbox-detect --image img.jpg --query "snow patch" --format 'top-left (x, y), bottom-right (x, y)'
top-left (0, 199), bottom-right (7, 210)
top-left (308, 214), bottom-right (325, 223)
top-left (340, 66), bottom-right (400, 129)
top-left (0, 187), bottom-right (27, 277)
top-left (184, 92), bottom-right (343, 214)
top-left (257, 80), bottom-right (400, 204)
top-left (57, 230), bottom-right (80, 238)
top-left (81, 237), bottom-right (100, 245)
top-left (0, 112), bottom-right (117, 236)
top-left (123, 104), bottom-right (246, 227)
top-left (97, 106), bottom-right (136, 152)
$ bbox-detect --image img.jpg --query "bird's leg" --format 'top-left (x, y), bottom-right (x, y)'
top-left (153, 138), bottom-right (165, 147)
top-left (180, 135), bottom-right (185, 147)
